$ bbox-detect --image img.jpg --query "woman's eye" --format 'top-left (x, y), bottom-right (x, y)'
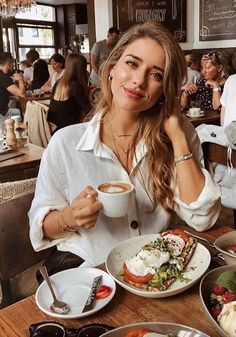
top-left (126, 60), bottom-right (137, 68)
top-left (151, 72), bottom-right (163, 82)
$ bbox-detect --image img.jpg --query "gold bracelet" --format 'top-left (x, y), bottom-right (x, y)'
top-left (56, 211), bottom-right (78, 233)
top-left (174, 151), bottom-right (193, 164)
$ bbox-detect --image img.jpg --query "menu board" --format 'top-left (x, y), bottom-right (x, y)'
top-left (200, 0), bottom-right (236, 41)
top-left (115, 0), bottom-right (187, 42)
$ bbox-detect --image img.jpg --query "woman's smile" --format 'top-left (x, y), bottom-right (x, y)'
top-left (110, 37), bottom-right (165, 114)
top-left (123, 86), bottom-right (145, 100)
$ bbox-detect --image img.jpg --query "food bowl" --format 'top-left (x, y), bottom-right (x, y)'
top-left (199, 264), bottom-right (236, 337)
top-left (101, 322), bottom-right (209, 337)
top-left (214, 231), bottom-right (236, 265)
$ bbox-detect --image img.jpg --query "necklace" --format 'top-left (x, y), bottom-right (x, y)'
top-left (109, 122), bottom-right (133, 169)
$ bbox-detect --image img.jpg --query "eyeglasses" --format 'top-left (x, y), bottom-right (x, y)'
top-left (29, 321), bottom-right (114, 337)
top-left (202, 52), bottom-right (222, 65)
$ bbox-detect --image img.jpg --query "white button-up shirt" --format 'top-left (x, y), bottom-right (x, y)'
top-left (29, 112), bottom-right (221, 266)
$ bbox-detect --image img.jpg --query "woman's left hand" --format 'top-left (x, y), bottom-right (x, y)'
top-left (205, 79), bottom-right (219, 89)
top-left (164, 114), bottom-right (184, 143)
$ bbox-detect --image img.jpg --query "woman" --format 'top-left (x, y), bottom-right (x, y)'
top-left (47, 53), bottom-right (91, 132)
top-left (41, 53), bottom-right (65, 93)
top-left (29, 22), bottom-right (220, 270)
top-left (181, 53), bottom-right (200, 89)
top-left (181, 51), bottom-right (230, 111)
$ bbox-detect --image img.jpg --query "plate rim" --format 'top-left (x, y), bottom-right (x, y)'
top-left (101, 321), bottom-right (210, 337)
top-left (35, 266), bottom-right (116, 319)
top-left (105, 233), bottom-right (211, 298)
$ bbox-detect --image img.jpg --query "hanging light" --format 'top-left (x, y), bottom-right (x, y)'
top-left (0, 0), bottom-right (36, 18)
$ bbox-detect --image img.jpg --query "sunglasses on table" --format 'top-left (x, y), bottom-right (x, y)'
top-left (29, 321), bottom-right (114, 337)
top-left (202, 52), bottom-right (222, 65)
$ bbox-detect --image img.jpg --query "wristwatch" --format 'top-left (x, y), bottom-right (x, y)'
top-left (213, 87), bottom-right (221, 92)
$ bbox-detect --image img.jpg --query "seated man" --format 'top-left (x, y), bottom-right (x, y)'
top-left (0, 52), bottom-right (25, 119)
top-left (26, 49), bottom-right (50, 90)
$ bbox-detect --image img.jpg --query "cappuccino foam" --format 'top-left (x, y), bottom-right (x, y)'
top-left (98, 182), bottom-right (131, 194)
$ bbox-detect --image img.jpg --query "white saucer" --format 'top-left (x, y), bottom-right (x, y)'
top-left (186, 111), bottom-right (205, 118)
top-left (35, 267), bottom-right (116, 319)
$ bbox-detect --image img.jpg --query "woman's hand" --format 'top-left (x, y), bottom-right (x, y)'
top-left (164, 114), bottom-right (184, 144)
top-left (205, 79), bottom-right (219, 89)
top-left (184, 83), bottom-right (198, 95)
top-left (70, 186), bottom-right (102, 230)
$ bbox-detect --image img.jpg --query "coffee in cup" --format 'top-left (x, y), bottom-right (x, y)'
top-left (189, 107), bottom-right (201, 116)
top-left (97, 181), bottom-right (134, 217)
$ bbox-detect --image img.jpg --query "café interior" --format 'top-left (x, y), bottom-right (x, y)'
top-left (0, 1), bottom-right (236, 337)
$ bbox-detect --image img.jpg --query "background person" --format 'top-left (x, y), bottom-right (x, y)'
top-left (0, 52), bottom-right (25, 119)
top-left (220, 74), bottom-right (236, 127)
top-left (47, 53), bottom-right (92, 132)
top-left (29, 22), bottom-right (220, 275)
top-left (26, 49), bottom-right (50, 90)
top-left (89, 26), bottom-right (120, 88)
top-left (181, 51), bottom-right (230, 111)
top-left (181, 53), bottom-right (200, 89)
top-left (41, 53), bottom-right (65, 93)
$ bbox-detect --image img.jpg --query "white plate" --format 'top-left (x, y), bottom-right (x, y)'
top-left (101, 322), bottom-right (209, 337)
top-left (35, 267), bottom-right (116, 319)
top-left (105, 234), bottom-right (211, 298)
top-left (186, 111), bottom-right (205, 118)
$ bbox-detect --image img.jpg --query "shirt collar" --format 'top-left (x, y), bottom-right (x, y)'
top-left (76, 111), bottom-right (102, 152)
top-left (76, 111), bottom-right (147, 163)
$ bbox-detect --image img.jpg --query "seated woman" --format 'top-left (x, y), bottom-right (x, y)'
top-left (47, 53), bottom-right (91, 132)
top-left (41, 53), bottom-right (65, 93)
top-left (181, 53), bottom-right (200, 89)
top-left (29, 22), bottom-right (220, 274)
top-left (181, 51), bottom-right (230, 111)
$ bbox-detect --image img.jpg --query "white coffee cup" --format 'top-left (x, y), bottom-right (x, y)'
top-left (97, 181), bottom-right (134, 217)
top-left (189, 107), bottom-right (201, 116)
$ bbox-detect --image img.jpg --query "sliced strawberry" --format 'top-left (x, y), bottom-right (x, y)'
top-left (212, 284), bottom-right (227, 296)
top-left (223, 290), bottom-right (236, 303)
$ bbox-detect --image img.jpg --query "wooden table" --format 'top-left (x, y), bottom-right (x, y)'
top-left (19, 95), bottom-right (51, 114)
top-left (0, 226), bottom-right (232, 337)
top-left (0, 144), bottom-right (44, 182)
top-left (187, 110), bottom-right (220, 127)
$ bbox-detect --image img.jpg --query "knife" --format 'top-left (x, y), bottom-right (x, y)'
top-left (82, 275), bottom-right (102, 312)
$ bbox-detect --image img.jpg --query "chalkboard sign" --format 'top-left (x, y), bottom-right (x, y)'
top-left (114, 0), bottom-right (187, 42)
top-left (200, 0), bottom-right (236, 41)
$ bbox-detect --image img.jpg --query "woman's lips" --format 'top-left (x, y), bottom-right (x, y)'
top-left (124, 87), bottom-right (144, 99)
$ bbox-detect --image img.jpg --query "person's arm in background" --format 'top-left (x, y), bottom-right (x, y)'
top-left (220, 106), bottom-right (225, 126)
top-left (90, 53), bottom-right (99, 74)
top-left (180, 83), bottom-right (197, 110)
top-left (205, 79), bottom-right (222, 110)
top-left (8, 72), bottom-right (25, 97)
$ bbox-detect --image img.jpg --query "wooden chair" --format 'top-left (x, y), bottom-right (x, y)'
top-left (0, 179), bottom-right (54, 307)
top-left (202, 142), bottom-right (236, 228)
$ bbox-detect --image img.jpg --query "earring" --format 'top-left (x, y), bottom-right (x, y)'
top-left (108, 75), bottom-right (113, 81)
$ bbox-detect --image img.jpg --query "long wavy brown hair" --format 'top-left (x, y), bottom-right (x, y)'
top-left (93, 22), bottom-right (187, 214)
top-left (54, 53), bottom-right (88, 101)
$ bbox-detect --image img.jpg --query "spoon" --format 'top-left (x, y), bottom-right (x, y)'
top-left (39, 266), bottom-right (69, 314)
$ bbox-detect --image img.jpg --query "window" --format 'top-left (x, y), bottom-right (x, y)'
top-left (9, 4), bottom-right (56, 61)
top-left (15, 4), bottom-right (55, 22)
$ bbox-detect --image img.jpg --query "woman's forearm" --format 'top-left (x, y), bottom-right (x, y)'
top-left (172, 132), bottom-right (205, 204)
top-left (43, 207), bottom-right (77, 240)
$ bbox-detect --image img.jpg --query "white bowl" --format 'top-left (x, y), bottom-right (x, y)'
top-left (101, 322), bottom-right (209, 337)
top-left (105, 234), bottom-right (211, 298)
top-left (199, 264), bottom-right (236, 337)
top-left (214, 231), bottom-right (236, 265)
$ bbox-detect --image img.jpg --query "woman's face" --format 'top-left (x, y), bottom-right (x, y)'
top-left (110, 37), bottom-right (165, 115)
top-left (51, 59), bottom-right (62, 73)
top-left (201, 60), bottom-right (222, 80)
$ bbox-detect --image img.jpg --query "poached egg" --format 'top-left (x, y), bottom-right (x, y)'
top-left (218, 300), bottom-right (236, 337)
